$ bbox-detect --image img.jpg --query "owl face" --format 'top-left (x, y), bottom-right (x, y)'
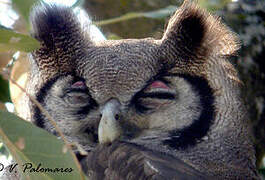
top-left (34, 38), bottom-right (210, 151)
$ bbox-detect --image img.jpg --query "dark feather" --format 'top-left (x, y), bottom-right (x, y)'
top-left (81, 141), bottom-right (210, 180)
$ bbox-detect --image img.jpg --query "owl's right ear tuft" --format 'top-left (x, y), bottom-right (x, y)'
top-left (29, 4), bottom-right (90, 80)
top-left (161, 0), bottom-right (240, 66)
top-left (30, 4), bottom-right (83, 48)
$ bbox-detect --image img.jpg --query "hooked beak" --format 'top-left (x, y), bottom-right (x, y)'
top-left (98, 99), bottom-right (122, 144)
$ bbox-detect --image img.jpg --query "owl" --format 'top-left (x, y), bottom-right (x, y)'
top-left (22, 0), bottom-right (259, 179)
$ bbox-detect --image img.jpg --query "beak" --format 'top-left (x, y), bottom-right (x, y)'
top-left (98, 99), bottom-right (122, 144)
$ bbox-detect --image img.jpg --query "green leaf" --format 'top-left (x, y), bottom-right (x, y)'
top-left (0, 27), bottom-right (40, 52)
top-left (107, 33), bottom-right (122, 40)
top-left (94, 5), bottom-right (178, 26)
top-left (0, 75), bottom-right (11, 103)
top-left (198, 0), bottom-right (231, 12)
top-left (12, 0), bottom-right (37, 25)
top-left (94, 12), bottom-right (143, 26)
top-left (142, 5), bottom-right (177, 19)
top-left (0, 110), bottom-right (86, 180)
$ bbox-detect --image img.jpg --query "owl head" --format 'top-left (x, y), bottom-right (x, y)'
top-left (26, 1), bottom-right (257, 178)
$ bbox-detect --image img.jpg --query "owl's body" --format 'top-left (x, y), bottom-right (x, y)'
top-left (19, 0), bottom-right (259, 179)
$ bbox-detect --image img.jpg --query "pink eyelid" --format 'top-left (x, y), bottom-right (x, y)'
top-left (71, 81), bottom-right (86, 88)
top-left (149, 81), bottom-right (169, 89)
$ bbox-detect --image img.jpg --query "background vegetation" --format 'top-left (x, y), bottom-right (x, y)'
top-left (0, 0), bottom-right (264, 178)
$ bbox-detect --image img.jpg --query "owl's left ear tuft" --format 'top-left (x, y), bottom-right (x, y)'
top-left (161, 0), bottom-right (240, 65)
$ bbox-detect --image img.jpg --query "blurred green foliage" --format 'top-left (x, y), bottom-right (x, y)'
top-left (0, 110), bottom-right (87, 180)
top-left (94, 5), bottom-right (178, 26)
top-left (0, 28), bottom-right (40, 52)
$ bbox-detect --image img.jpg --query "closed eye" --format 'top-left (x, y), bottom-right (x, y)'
top-left (63, 80), bottom-right (98, 108)
top-left (141, 79), bottom-right (176, 99)
top-left (139, 92), bottom-right (175, 99)
top-left (64, 91), bottom-right (91, 107)
top-left (131, 79), bottom-right (176, 114)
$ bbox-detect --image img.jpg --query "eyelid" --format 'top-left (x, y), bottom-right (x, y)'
top-left (62, 86), bottom-right (89, 100)
top-left (135, 84), bottom-right (176, 100)
top-left (66, 91), bottom-right (90, 97)
top-left (65, 88), bottom-right (88, 94)
top-left (64, 90), bottom-right (91, 107)
top-left (65, 80), bottom-right (88, 94)
top-left (148, 80), bottom-right (169, 90)
top-left (144, 78), bottom-right (174, 93)
top-left (139, 92), bottom-right (175, 100)
top-left (72, 81), bottom-right (86, 88)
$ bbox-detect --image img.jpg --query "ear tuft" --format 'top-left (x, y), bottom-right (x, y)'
top-left (30, 4), bottom-right (84, 48)
top-left (30, 4), bottom-right (89, 80)
top-left (161, 0), bottom-right (240, 65)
